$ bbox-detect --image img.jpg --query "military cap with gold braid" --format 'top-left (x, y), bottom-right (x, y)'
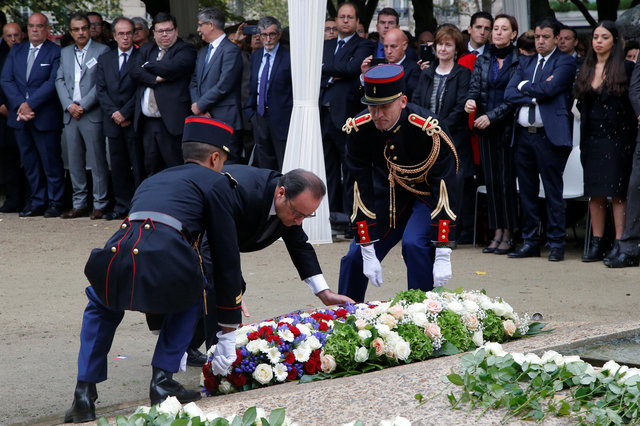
top-left (182, 116), bottom-right (233, 155)
top-left (361, 64), bottom-right (405, 105)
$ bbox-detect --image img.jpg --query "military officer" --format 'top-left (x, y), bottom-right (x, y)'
top-left (338, 64), bottom-right (459, 303)
top-left (64, 117), bottom-right (242, 423)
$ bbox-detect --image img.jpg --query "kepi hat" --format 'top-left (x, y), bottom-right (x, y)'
top-left (182, 116), bottom-right (233, 155)
top-left (361, 64), bottom-right (405, 105)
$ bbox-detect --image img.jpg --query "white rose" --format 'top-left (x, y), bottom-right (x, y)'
top-left (425, 299), bottom-right (443, 314)
top-left (447, 300), bottom-right (464, 314)
top-left (374, 302), bottom-right (391, 315)
top-left (218, 379), bottom-right (233, 394)
top-left (602, 360), bottom-right (621, 375)
top-left (252, 363), bottom-right (273, 385)
top-left (471, 330), bottom-right (484, 347)
top-left (388, 304), bottom-right (404, 320)
top-left (585, 364), bottom-right (596, 376)
top-left (410, 312), bottom-right (428, 327)
top-left (296, 323), bottom-right (311, 337)
top-left (541, 350), bottom-right (561, 364)
top-left (278, 329), bottom-right (295, 342)
top-left (524, 353), bottom-right (542, 365)
top-left (618, 365), bottom-right (630, 377)
top-left (424, 323), bottom-right (442, 340)
top-left (406, 302), bottom-right (427, 315)
top-left (355, 319), bottom-right (368, 330)
top-left (378, 314), bottom-right (398, 329)
top-left (279, 317), bottom-right (294, 324)
top-left (235, 332), bottom-right (249, 347)
top-left (563, 355), bottom-right (582, 364)
top-left (355, 346), bottom-right (369, 363)
top-left (483, 342), bottom-right (507, 357)
top-left (182, 402), bottom-right (205, 419)
top-left (477, 294), bottom-right (493, 309)
top-left (136, 406), bottom-right (151, 414)
top-left (394, 340), bottom-right (411, 361)
top-left (462, 292), bottom-right (478, 302)
top-left (273, 363), bottom-right (288, 382)
top-left (266, 347), bottom-right (282, 364)
top-left (375, 323), bottom-right (391, 337)
top-left (293, 347), bottom-right (311, 362)
top-left (320, 353), bottom-right (337, 373)
top-left (298, 340), bottom-right (312, 353)
top-left (511, 352), bottom-right (526, 365)
top-left (503, 319), bottom-right (516, 336)
top-left (493, 301), bottom-right (514, 318)
top-left (257, 339), bottom-right (270, 353)
top-left (358, 329), bottom-right (372, 342)
top-left (306, 335), bottom-right (322, 350)
top-left (463, 314), bottom-right (480, 330)
top-left (205, 410), bottom-right (224, 421)
top-left (462, 300), bottom-right (479, 313)
top-left (157, 396), bottom-right (182, 415)
top-left (380, 417), bottom-right (411, 426)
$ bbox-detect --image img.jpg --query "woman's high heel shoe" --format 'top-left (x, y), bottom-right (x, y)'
top-left (482, 239), bottom-right (501, 254)
top-left (494, 240), bottom-right (515, 255)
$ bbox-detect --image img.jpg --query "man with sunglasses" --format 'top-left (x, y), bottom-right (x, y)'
top-left (185, 164), bottom-right (354, 366)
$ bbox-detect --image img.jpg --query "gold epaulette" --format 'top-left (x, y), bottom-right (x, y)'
top-left (342, 113), bottom-right (372, 134)
top-left (408, 113), bottom-right (459, 172)
top-left (223, 172), bottom-right (238, 188)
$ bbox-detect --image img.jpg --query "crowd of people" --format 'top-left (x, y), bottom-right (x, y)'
top-left (1, 4), bottom-right (640, 270)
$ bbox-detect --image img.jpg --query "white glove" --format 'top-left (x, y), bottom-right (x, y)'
top-left (211, 330), bottom-right (237, 376)
top-left (433, 247), bottom-right (452, 287)
top-left (361, 244), bottom-right (383, 287)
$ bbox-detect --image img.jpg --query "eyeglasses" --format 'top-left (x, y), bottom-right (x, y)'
top-left (155, 28), bottom-right (175, 35)
top-left (70, 26), bottom-right (90, 33)
top-left (325, 26), bottom-right (338, 33)
top-left (287, 198), bottom-right (316, 219)
top-left (260, 32), bottom-right (279, 39)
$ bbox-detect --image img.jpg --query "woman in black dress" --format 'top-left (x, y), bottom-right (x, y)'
top-left (464, 14), bottom-right (520, 254)
top-left (575, 21), bottom-right (636, 263)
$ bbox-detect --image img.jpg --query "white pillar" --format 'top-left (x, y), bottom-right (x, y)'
top-left (503, 0), bottom-right (530, 34)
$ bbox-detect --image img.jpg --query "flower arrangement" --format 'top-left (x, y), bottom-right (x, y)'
top-left (203, 288), bottom-right (547, 395)
top-left (439, 343), bottom-right (640, 424)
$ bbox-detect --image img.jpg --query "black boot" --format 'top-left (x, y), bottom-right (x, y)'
top-left (582, 236), bottom-right (606, 262)
top-left (64, 381), bottom-right (97, 423)
top-left (603, 239), bottom-right (621, 263)
top-left (149, 366), bottom-right (202, 405)
top-left (186, 347), bottom-right (208, 367)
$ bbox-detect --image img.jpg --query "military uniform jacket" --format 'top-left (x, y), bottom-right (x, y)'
top-left (344, 103), bottom-right (459, 244)
top-left (84, 163), bottom-right (244, 324)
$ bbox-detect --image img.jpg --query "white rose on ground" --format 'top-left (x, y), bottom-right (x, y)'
top-left (266, 347), bottom-right (282, 364)
top-left (278, 329), bottom-right (295, 342)
top-left (618, 365), bottom-right (630, 377)
top-left (273, 363), bottom-right (288, 382)
top-left (493, 301), bottom-right (514, 318)
top-left (218, 379), bottom-right (233, 394)
top-left (375, 324), bottom-right (391, 338)
top-left (477, 294), bottom-right (493, 310)
top-left (463, 314), bottom-right (479, 330)
top-left (137, 406), bottom-right (151, 414)
top-left (462, 292), bottom-right (479, 302)
top-left (394, 340), bottom-right (411, 361)
top-left (540, 350), bottom-right (561, 364)
top-left (296, 323), bottom-right (311, 337)
top-left (157, 396), bottom-right (182, 416)
top-left (355, 346), bottom-right (369, 362)
top-left (503, 319), bottom-right (516, 336)
top-left (585, 364), bottom-right (596, 376)
top-left (379, 314), bottom-right (398, 329)
top-left (374, 302), bottom-right (391, 315)
top-left (563, 355), bottom-right (582, 364)
top-left (388, 304), bottom-right (404, 320)
top-left (355, 319), bottom-right (368, 330)
top-left (252, 363), bottom-right (273, 385)
top-left (380, 417), bottom-right (411, 426)
top-left (306, 335), bottom-right (322, 351)
top-left (483, 342), bottom-right (507, 357)
top-left (447, 300), bottom-right (464, 314)
top-left (182, 402), bottom-right (205, 419)
top-left (602, 360), bottom-right (621, 376)
top-left (406, 302), bottom-right (427, 315)
top-left (511, 352), bottom-right (526, 365)
top-left (410, 312), bottom-right (428, 327)
top-left (358, 329), bottom-right (372, 342)
top-left (524, 353), bottom-right (542, 365)
top-left (424, 323), bottom-right (442, 340)
top-left (293, 347), bottom-right (311, 362)
top-left (462, 300), bottom-right (479, 313)
top-left (206, 411), bottom-right (224, 421)
top-left (471, 330), bottom-right (483, 347)
top-left (320, 353), bottom-right (337, 373)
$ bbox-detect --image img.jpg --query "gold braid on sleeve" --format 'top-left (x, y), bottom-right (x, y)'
top-left (350, 181), bottom-right (377, 222)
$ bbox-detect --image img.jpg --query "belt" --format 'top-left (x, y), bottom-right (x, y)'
top-left (521, 125), bottom-right (544, 134)
top-left (128, 211), bottom-right (194, 244)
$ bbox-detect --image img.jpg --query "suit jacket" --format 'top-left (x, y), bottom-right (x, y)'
top-left (190, 37), bottom-right (243, 130)
top-left (55, 40), bottom-right (110, 124)
top-left (96, 47), bottom-right (140, 138)
top-left (130, 39), bottom-right (196, 136)
top-left (402, 57), bottom-right (421, 100)
top-left (0, 40), bottom-right (9, 108)
top-left (504, 49), bottom-right (575, 147)
top-left (0, 39), bottom-right (62, 131)
top-left (244, 45), bottom-right (293, 141)
top-left (321, 35), bottom-right (374, 127)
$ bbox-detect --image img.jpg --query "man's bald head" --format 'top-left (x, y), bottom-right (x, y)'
top-left (2, 22), bottom-right (22, 47)
top-left (383, 28), bottom-right (408, 64)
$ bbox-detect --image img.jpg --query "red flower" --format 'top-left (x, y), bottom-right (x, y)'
top-left (267, 334), bottom-right (282, 345)
top-left (304, 360), bottom-right (317, 374)
top-left (258, 326), bottom-right (274, 337)
top-left (311, 312), bottom-right (331, 321)
top-left (204, 376), bottom-right (219, 392)
top-left (334, 308), bottom-right (348, 318)
top-left (318, 322), bottom-right (329, 332)
top-left (284, 352), bottom-right (295, 364)
top-left (227, 372), bottom-right (247, 388)
top-left (248, 331), bottom-right (259, 341)
top-left (232, 349), bottom-right (243, 367)
top-left (202, 362), bottom-right (213, 378)
top-left (287, 324), bottom-right (301, 337)
top-left (287, 367), bottom-right (298, 380)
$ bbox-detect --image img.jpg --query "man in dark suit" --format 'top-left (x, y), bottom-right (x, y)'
top-left (190, 7), bottom-right (244, 162)
top-left (55, 12), bottom-right (110, 220)
top-left (244, 16), bottom-right (292, 171)
top-left (96, 16), bottom-right (145, 221)
top-left (186, 165), bottom-right (354, 363)
top-left (130, 12), bottom-right (196, 177)
top-left (0, 22), bottom-right (26, 213)
top-left (504, 18), bottom-right (575, 261)
top-left (320, 2), bottom-right (374, 221)
top-left (373, 7), bottom-right (418, 62)
top-left (0, 12), bottom-right (64, 217)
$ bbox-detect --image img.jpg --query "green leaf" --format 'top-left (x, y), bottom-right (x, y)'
top-left (433, 342), bottom-right (461, 357)
top-left (447, 373), bottom-right (465, 386)
top-left (170, 419), bottom-right (189, 426)
top-left (415, 393), bottom-right (424, 403)
top-left (231, 416), bottom-right (242, 426)
top-left (97, 418), bottom-right (110, 426)
top-left (268, 408), bottom-right (286, 426)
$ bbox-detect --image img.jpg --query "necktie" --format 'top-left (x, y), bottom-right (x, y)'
top-left (335, 39), bottom-right (345, 56)
top-left (119, 52), bottom-right (128, 76)
top-left (257, 52), bottom-right (271, 116)
top-left (26, 47), bottom-right (37, 80)
top-left (147, 49), bottom-right (166, 115)
top-left (471, 50), bottom-right (479, 56)
top-left (528, 58), bottom-right (545, 125)
top-left (205, 43), bottom-right (214, 65)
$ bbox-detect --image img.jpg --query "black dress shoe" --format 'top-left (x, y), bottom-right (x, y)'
top-left (44, 205), bottom-right (63, 218)
top-left (582, 236), bottom-right (606, 262)
top-left (482, 239), bottom-right (500, 254)
top-left (150, 366), bottom-right (202, 405)
top-left (604, 239), bottom-right (621, 263)
top-left (64, 381), bottom-right (97, 423)
top-left (507, 243), bottom-right (540, 258)
top-left (604, 252), bottom-right (640, 268)
top-left (548, 247), bottom-right (565, 261)
top-left (60, 207), bottom-right (88, 219)
top-left (103, 211), bottom-right (127, 221)
top-left (186, 347), bottom-right (208, 367)
top-left (19, 205), bottom-right (46, 217)
top-left (494, 240), bottom-right (515, 255)
top-left (0, 202), bottom-right (21, 213)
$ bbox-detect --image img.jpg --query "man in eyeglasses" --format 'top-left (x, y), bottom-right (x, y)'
top-left (131, 17), bottom-right (150, 47)
top-left (130, 12), bottom-right (196, 177)
top-left (244, 16), bottom-right (292, 171)
top-left (190, 7), bottom-right (244, 163)
top-left (55, 11), bottom-right (110, 220)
